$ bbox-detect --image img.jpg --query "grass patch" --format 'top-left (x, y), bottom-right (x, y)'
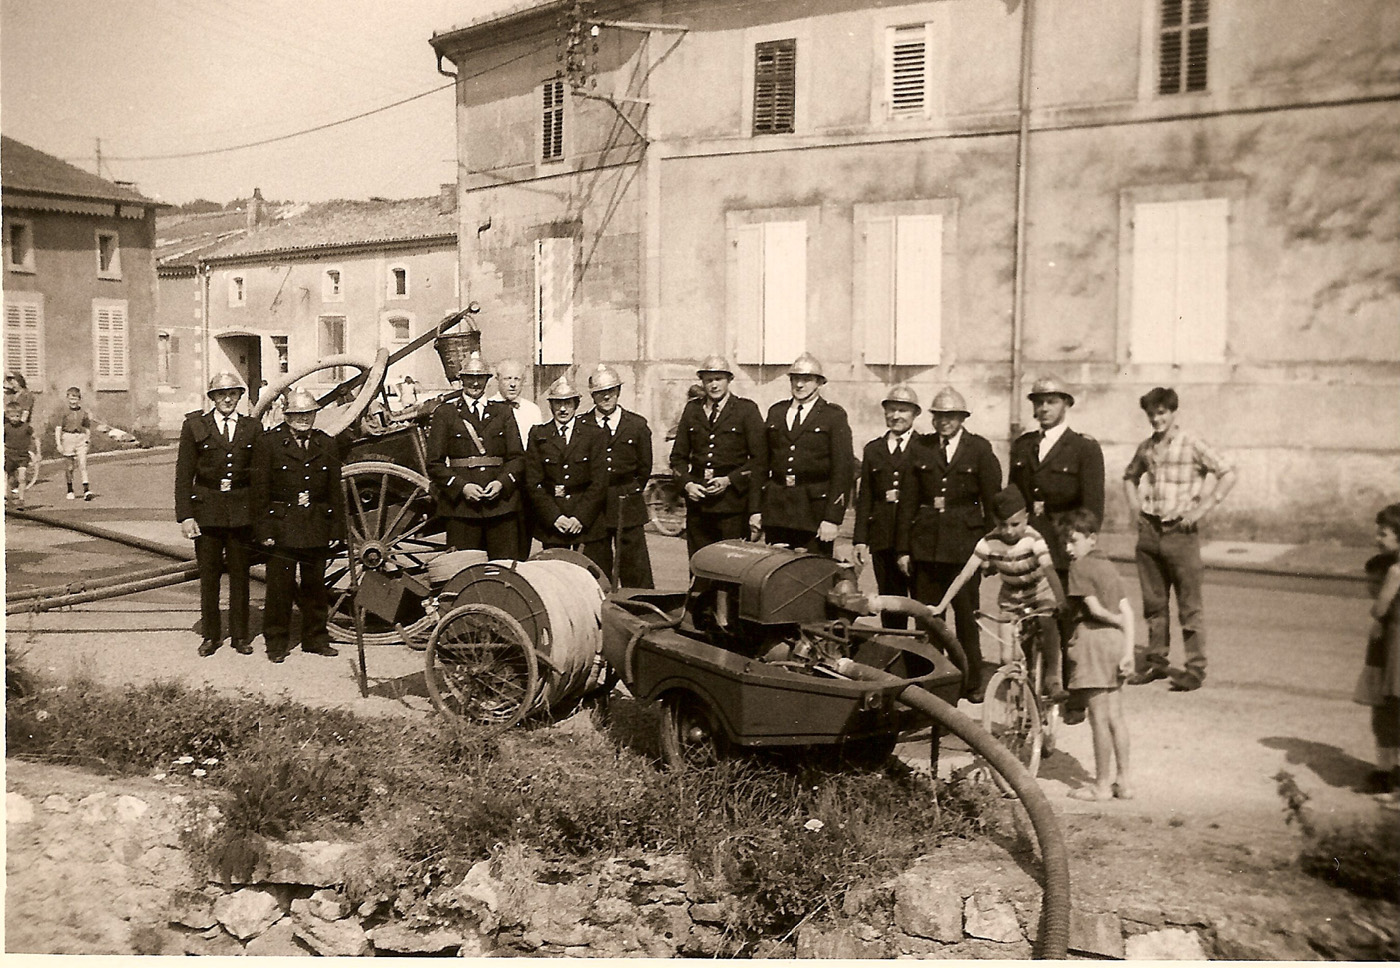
top-left (1275, 770), bottom-right (1400, 904)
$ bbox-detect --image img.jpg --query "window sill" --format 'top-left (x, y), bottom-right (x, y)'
top-left (7, 264), bottom-right (37, 275)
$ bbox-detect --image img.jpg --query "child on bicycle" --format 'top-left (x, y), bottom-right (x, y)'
top-left (1061, 508), bottom-right (1135, 801)
top-left (935, 485), bottom-right (1067, 701)
top-left (1356, 504), bottom-right (1400, 808)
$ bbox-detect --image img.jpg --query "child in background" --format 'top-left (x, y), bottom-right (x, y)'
top-left (1061, 509), bottom-right (1136, 802)
top-left (55, 386), bottom-right (94, 501)
top-left (1356, 503), bottom-right (1400, 809)
top-left (5, 400), bottom-right (34, 508)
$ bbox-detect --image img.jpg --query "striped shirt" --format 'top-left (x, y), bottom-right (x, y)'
top-left (974, 525), bottom-right (1057, 610)
top-left (1123, 427), bottom-right (1233, 522)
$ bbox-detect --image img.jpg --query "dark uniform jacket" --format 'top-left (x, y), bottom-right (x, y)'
top-left (853, 432), bottom-right (920, 552)
top-left (526, 419), bottom-right (609, 543)
top-left (582, 407), bottom-right (652, 530)
top-left (174, 410), bottom-right (259, 528)
top-left (895, 431), bottom-right (1002, 563)
top-left (761, 396), bottom-right (855, 532)
top-left (1009, 426), bottom-right (1104, 572)
top-left (427, 397), bottom-right (525, 520)
top-left (669, 395), bottom-right (767, 516)
top-left (251, 427), bottom-right (347, 549)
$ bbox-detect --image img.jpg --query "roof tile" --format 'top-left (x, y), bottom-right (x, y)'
top-left (1, 135), bottom-right (162, 206)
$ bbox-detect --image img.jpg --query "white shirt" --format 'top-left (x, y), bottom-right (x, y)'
top-left (595, 409), bottom-right (619, 435)
top-left (489, 393), bottom-right (544, 446)
top-left (705, 394), bottom-right (729, 424)
top-left (936, 428), bottom-right (964, 461)
top-left (555, 418), bottom-right (575, 446)
top-left (787, 397), bottom-right (813, 431)
top-left (217, 413), bottom-right (237, 441)
top-left (887, 429), bottom-right (914, 454)
top-left (1038, 422), bottom-right (1069, 461)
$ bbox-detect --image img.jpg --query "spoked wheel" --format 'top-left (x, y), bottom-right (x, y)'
top-left (644, 476), bottom-right (686, 537)
top-left (1029, 636), bottom-right (1061, 756)
top-left (326, 460), bottom-right (447, 645)
top-left (425, 603), bottom-right (540, 731)
top-left (658, 692), bottom-right (727, 770)
top-left (980, 670), bottom-right (1044, 795)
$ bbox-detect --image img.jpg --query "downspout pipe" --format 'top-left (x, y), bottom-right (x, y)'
top-left (1009, 0), bottom-right (1035, 441)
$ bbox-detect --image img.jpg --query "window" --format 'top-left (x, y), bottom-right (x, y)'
top-left (323, 267), bottom-right (344, 302)
top-left (388, 315), bottom-right (411, 343)
top-left (3, 293), bottom-right (44, 382)
top-left (96, 230), bottom-right (121, 280)
top-left (753, 39), bottom-right (797, 135)
top-left (93, 298), bottom-right (129, 389)
top-left (271, 335), bottom-right (289, 374)
top-left (318, 316), bottom-right (347, 381)
top-left (157, 332), bottom-right (175, 385)
top-left (887, 25), bottom-right (929, 118)
top-left (1129, 198), bottom-right (1228, 363)
top-left (534, 237), bottom-right (575, 365)
top-left (6, 219), bottom-right (35, 273)
top-left (388, 265), bottom-right (409, 298)
top-left (732, 220), bottom-right (807, 365)
top-left (861, 213), bottom-right (943, 365)
top-left (1158, 0), bottom-right (1209, 95)
top-left (228, 274), bottom-right (246, 307)
top-left (542, 79), bottom-right (565, 162)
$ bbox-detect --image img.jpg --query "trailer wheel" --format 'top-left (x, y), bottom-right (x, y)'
top-left (838, 733), bottom-right (899, 769)
top-left (644, 476), bottom-right (686, 537)
top-left (658, 692), bottom-right (727, 770)
top-left (980, 668), bottom-right (1043, 794)
top-left (425, 603), bottom-right (540, 732)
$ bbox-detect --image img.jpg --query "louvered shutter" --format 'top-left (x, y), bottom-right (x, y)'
top-left (536, 237), bottom-right (575, 365)
top-left (542, 80), bottom-right (565, 161)
top-left (1159, 0), bottom-right (1209, 95)
top-left (762, 221), bottom-right (807, 365)
top-left (894, 214), bottom-right (942, 364)
top-left (1130, 202), bottom-right (1179, 364)
top-left (93, 300), bottom-right (128, 388)
top-left (734, 224), bottom-right (765, 365)
top-left (1173, 198), bottom-right (1227, 362)
top-left (4, 298), bottom-right (43, 381)
top-left (863, 217), bottom-right (897, 364)
top-left (888, 25), bottom-right (928, 117)
top-left (753, 39), bottom-right (796, 135)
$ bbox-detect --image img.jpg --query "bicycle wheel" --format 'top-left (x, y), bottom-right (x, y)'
top-left (1026, 624), bottom-right (1061, 755)
top-left (644, 476), bottom-right (686, 537)
top-left (425, 603), bottom-right (540, 732)
top-left (980, 669), bottom-right (1044, 794)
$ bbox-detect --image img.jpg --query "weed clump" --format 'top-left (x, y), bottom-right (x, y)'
top-left (1275, 770), bottom-right (1400, 904)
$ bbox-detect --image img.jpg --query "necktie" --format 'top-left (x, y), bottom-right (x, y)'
top-left (791, 403), bottom-right (804, 431)
top-left (223, 417), bottom-right (233, 442)
top-left (707, 405), bottom-right (718, 427)
top-left (941, 436), bottom-right (950, 462)
top-left (896, 436), bottom-right (904, 455)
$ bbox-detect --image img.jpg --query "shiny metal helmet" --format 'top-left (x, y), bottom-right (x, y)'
top-left (283, 388), bottom-right (321, 414)
top-left (545, 376), bottom-right (582, 401)
top-left (1027, 375), bottom-right (1075, 406)
top-left (458, 352), bottom-right (493, 379)
top-left (787, 352), bottom-right (826, 381)
top-left (696, 355), bottom-right (734, 378)
top-left (929, 386), bottom-right (971, 416)
top-left (206, 372), bottom-right (246, 398)
top-left (881, 384), bottom-right (921, 413)
top-left (588, 364), bottom-right (623, 393)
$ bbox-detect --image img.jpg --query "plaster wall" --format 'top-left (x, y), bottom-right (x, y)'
top-left (152, 271), bottom-right (206, 431)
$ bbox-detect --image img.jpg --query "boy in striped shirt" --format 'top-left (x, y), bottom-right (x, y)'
top-left (935, 485), bottom-right (1068, 701)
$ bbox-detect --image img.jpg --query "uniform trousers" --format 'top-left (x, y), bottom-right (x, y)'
top-left (194, 526), bottom-right (251, 642)
top-left (914, 561), bottom-right (985, 689)
top-left (765, 525), bottom-right (832, 558)
top-left (685, 510), bottom-right (749, 558)
top-left (263, 547), bottom-right (330, 654)
top-left (583, 524), bottom-right (654, 588)
top-left (868, 548), bottom-right (912, 629)
top-left (446, 515), bottom-right (520, 561)
top-left (1135, 515), bottom-right (1207, 682)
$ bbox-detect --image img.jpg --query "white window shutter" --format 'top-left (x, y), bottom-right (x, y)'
top-left (894, 213), bottom-right (942, 364)
top-left (863, 216), bottom-right (897, 364)
top-left (1130, 202), bottom-right (1179, 364)
top-left (110, 304), bottom-right (128, 379)
top-left (762, 220), bottom-right (807, 365)
top-left (1173, 198), bottom-right (1228, 362)
top-left (888, 25), bottom-right (928, 117)
top-left (734, 224), bottom-right (765, 365)
top-left (4, 299), bottom-right (43, 381)
top-left (536, 237), bottom-right (575, 365)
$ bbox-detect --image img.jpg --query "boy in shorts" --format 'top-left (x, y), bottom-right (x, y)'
top-left (5, 400), bottom-right (34, 508)
top-left (56, 386), bottom-right (94, 500)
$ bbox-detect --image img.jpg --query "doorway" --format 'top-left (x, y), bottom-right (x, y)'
top-left (216, 334), bottom-right (263, 406)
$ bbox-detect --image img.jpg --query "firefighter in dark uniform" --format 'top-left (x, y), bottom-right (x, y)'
top-left (580, 364), bottom-right (654, 588)
top-left (175, 372), bottom-right (260, 657)
top-left (526, 376), bottom-right (609, 552)
top-left (758, 353), bottom-right (854, 557)
top-left (668, 355), bottom-right (767, 558)
top-left (252, 388), bottom-right (347, 663)
top-left (853, 385), bottom-right (921, 628)
top-left (895, 387), bottom-right (1003, 700)
top-left (427, 352), bottom-right (525, 560)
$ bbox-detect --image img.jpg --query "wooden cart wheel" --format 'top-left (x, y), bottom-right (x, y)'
top-left (324, 460), bottom-right (447, 645)
top-left (425, 602), bottom-right (540, 731)
top-left (980, 669), bottom-right (1044, 795)
top-left (658, 691), bottom-right (727, 770)
top-left (644, 475), bottom-right (686, 537)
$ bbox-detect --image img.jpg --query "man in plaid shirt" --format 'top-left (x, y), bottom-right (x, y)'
top-left (1122, 387), bottom-right (1237, 691)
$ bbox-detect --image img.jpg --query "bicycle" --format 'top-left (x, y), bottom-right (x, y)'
top-left (974, 605), bottom-right (1063, 792)
top-left (643, 473), bottom-right (685, 537)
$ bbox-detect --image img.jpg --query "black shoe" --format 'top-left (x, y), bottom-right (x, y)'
top-left (197, 638), bottom-right (221, 657)
top-left (231, 638), bottom-right (253, 655)
top-left (1127, 667), bottom-right (1169, 686)
top-left (266, 647), bottom-right (288, 663)
top-left (301, 641), bottom-right (340, 657)
top-left (1362, 769), bottom-right (1393, 794)
top-left (1169, 672), bottom-right (1203, 692)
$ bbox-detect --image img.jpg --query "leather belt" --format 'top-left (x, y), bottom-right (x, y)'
top-left (448, 457), bottom-right (503, 468)
top-left (920, 501), bottom-right (978, 509)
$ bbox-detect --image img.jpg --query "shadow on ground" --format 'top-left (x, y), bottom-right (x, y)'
top-left (1259, 736), bottom-right (1376, 791)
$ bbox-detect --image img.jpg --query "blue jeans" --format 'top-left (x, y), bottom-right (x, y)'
top-left (1136, 515), bottom-right (1206, 681)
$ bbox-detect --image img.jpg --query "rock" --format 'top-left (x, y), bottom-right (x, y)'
top-left (1125, 926), bottom-right (1208, 960)
top-left (587, 895), bottom-right (635, 926)
top-left (893, 873), bottom-right (963, 942)
top-left (213, 887), bottom-right (285, 940)
top-left (1069, 908), bottom-right (1125, 959)
top-left (183, 927), bottom-right (245, 956)
top-left (249, 840), bottom-right (353, 887)
top-left (41, 794), bottom-right (71, 813)
top-left (539, 922), bottom-right (588, 946)
top-left (682, 924), bottom-right (727, 957)
top-left (112, 837), bottom-right (144, 865)
top-left (291, 889), bottom-right (350, 922)
top-left (450, 859), bottom-right (501, 930)
top-left (7, 792), bottom-right (34, 824)
top-left (368, 922), bottom-right (464, 955)
top-left (640, 902), bottom-right (693, 949)
top-left (689, 900), bottom-right (729, 924)
top-left (1162, 905), bottom-right (1211, 928)
top-left (245, 919), bottom-right (309, 956)
top-left (796, 922), bottom-right (885, 958)
top-left (77, 791), bottom-right (110, 822)
top-left (965, 892), bottom-right (1021, 943)
top-left (168, 889), bottom-right (218, 930)
top-left (1120, 904), bottom-right (1164, 927)
top-left (854, 922), bottom-right (883, 942)
top-left (631, 853), bottom-right (691, 887)
top-left (357, 897), bottom-right (387, 919)
top-left (842, 881), bottom-right (889, 918)
top-left (113, 794), bottom-right (150, 822)
top-left (1213, 920), bottom-right (1320, 961)
top-left (293, 913), bottom-right (373, 956)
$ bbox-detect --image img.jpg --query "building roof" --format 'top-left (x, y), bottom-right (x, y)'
top-left (431, 0), bottom-right (569, 48)
top-left (202, 196), bottom-right (457, 263)
top-left (1, 135), bottom-right (162, 207)
top-left (157, 209), bottom-right (259, 269)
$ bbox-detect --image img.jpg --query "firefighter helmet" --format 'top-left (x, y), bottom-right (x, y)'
top-left (206, 372), bottom-right (246, 398)
top-left (787, 352), bottom-right (826, 381)
top-left (881, 384), bottom-right (921, 413)
top-left (588, 364), bottom-right (623, 393)
top-left (1027, 375), bottom-right (1075, 406)
top-left (929, 386), bottom-right (971, 415)
top-left (545, 376), bottom-right (582, 401)
top-left (458, 352), bottom-right (492, 379)
top-left (283, 388), bottom-right (321, 414)
top-left (696, 355), bottom-right (734, 378)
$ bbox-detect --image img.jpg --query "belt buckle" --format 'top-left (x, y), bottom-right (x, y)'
top-left (933, 496), bottom-right (946, 510)
top-left (220, 479), bottom-right (232, 493)
top-left (703, 467), bottom-right (714, 482)
top-left (298, 490), bottom-right (311, 507)
top-left (885, 488), bottom-right (899, 503)
top-left (1032, 500), bottom-right (1046, 517)
top-left (554, 484), bottom-right (566, 499)
top-left (784, 473), bottom-right (797, 488)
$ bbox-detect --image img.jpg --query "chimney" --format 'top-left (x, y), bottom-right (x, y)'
top-left (439, 182), bottom-right (458, 215)
top-left (246, 188), bottom-right (266, 231)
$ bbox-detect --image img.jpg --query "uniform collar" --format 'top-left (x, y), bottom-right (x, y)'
top-left (1040, 423), bottom-right (1069, 448)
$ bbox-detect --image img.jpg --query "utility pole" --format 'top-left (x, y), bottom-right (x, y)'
top-left (95, 138), bottom-right (102, 178)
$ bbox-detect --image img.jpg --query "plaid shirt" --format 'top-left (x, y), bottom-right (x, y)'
top-left (1123, 427), bottom-right (1233, 522)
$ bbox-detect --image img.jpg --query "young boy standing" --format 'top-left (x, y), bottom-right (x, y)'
top-left (56, 387), bottom-right (94, 501)
top-left (5, 400), bottom-right (34, 508)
